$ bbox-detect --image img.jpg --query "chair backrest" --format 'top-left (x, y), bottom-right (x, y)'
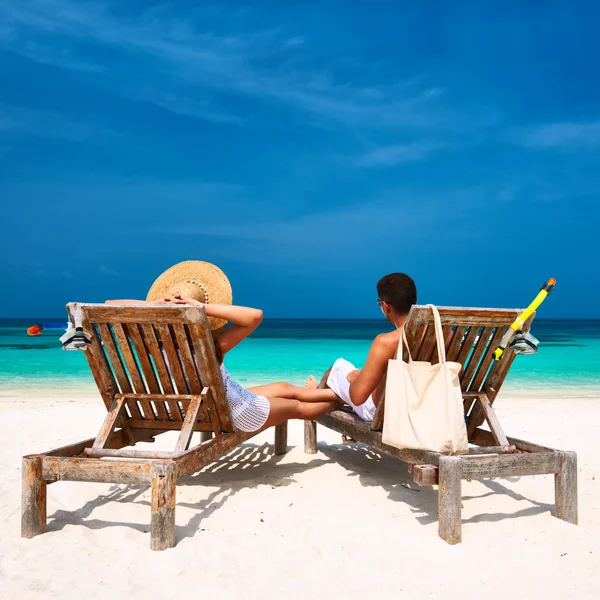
top-left (370, 305), bottom-right (533, 431)
top-left (66, 303), bottom-right (234, 433)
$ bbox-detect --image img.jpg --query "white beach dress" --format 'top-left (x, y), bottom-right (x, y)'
top-left (159, 343), bottom-right (270, 433)
top-left (220, 364), bottom-right (270, 432)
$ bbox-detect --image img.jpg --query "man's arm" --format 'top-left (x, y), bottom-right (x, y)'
top-left (348, 334), bottom-right (397, 406)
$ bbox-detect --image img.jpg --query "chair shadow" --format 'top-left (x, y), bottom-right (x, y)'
top-left (316, 441), bottom-right (555, 526)
top-left (46, 442), bottom-right (328, 542)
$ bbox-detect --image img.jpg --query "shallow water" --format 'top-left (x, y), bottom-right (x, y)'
top-left (1, 318), bottom-right (599, 397)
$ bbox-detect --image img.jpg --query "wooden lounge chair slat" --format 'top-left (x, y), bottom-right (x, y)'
top-left (187, 320), bottom-right (233, 432)
top-left (155, 324), bottom-right (189, 395)
top-left (82, 304), bottom-right (191, 324)
top-left (171, 324), bottom-right (203, 393)
top-left (175, 390), bottom-right (207, 452)
top-left (96, 323), bottom-right (133, 396)
top-left (444, 325), bottom-right (467, 363)
top-left (109, 323), bottom-right (145, 419)
top-left (416, 325), bottom-right (437, 362)
top-left (469, 326), bottom-right (506, 392)
top-left (460, 326), bottom-right (495, 391)
top-left (124, 323), bottom-right (162, 420)
top-left (139, 324), bottom-right (182, 421)
top-left (71, 309), bottom-right (116, 411)
top-left (128, 419), bottom-right (214, 431)
top-left (456, 326), bottom-right (480, 379)
top-left (92, 395), bottom-right (128, 449)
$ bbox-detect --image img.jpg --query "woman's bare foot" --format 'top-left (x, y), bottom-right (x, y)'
top-left (304, 374), bottom-right (318, 389)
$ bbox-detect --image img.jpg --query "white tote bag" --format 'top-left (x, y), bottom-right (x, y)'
top-left (382, 304), bottom-right (469, 455)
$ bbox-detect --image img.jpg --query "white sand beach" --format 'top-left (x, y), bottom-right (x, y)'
top-left (1, 393), bottom-right (599, 600)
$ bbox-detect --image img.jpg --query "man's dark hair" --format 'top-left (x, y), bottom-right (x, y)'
top-left (377, 273), bottom-right (417, 315)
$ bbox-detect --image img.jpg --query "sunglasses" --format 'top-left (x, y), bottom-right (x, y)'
top-left (377, 298), bottom-right (386, 307)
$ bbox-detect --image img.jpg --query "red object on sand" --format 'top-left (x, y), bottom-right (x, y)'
top-left (27, 325), bottom-right (43, 336)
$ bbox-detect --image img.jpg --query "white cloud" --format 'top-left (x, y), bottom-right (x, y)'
top-left (357, 141), bottom-right (443, 167)
top-left (0, 0), bottom-right (469, 132)
top-left (512, 121), bottom-right (600, 149)
top-left (0, 103), bottom-right (121, 142)
top-left (100, 265), bottom-right (120, 277)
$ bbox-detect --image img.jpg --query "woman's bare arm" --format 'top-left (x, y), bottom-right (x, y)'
top-left (162, 294), bottom-right (263, 355)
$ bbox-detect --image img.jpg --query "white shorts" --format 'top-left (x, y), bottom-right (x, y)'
top-left (327, 358), bottom-right (376, 422)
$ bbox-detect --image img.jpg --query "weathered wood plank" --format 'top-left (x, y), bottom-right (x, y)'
top-left (460, 452), bottom-right (559, 478)
top-left (140, 324), bottom-right (182, 421)
top-left (461, 326), bottom-right (495, 391)
top-left (274, 422), bottom-right (288, 455)
top-left (82, 304), bottom-right (202, 324)
top-left (40, 429), bottom-right (161, 460)
top-left (472, 428), bottom-right (559, 453)
top-left (176, 430), bottom-right (257, 479)
top-left (150, 462), bottom-right (176, 551)
top-left (467, 445), bottom-right (516, 455)
top-left (304, 420), bottom-right (318, 454)
top-left (407, 305), bottom-right (521, 327)
top-left (555, 451), bottom-right (578, 525)
top-left (84, 448), bottom-right (177, 459)
top-left (124, 323), bottom-right (162, 420)
top-left (413, 464), bottom-right (438, 486)
top-left (96, 323), bottom-right (133, 396)
top-left (317, 411), bottom-right (441, 465)
top-left (171, 324), bottom-right (203, 393)
top-left (468, 327), bottom-right (505, 392)
top-left (456, 326), bottom-right (480, 375)
top-left (111, 323), bottom-right (144, 419)
top-left (175, 392), bottom-right (206, 452)
top-left (155, 324), bottom-right (189, 395)
top-left (445, 325), bottom-right (467, 363)
top-left (438, 456), bottom-right (462, 544)
top-left (93, 395), bottom-right (127, 449)
top-left (187, 320), bottom-right (233, 432)
top-left (473, 394), bottom-right (509, 447)
top-left (70, 305), bottom-right (116, 412)
top-left (416, 325), bottom-right (436, 362)
top-left (42, 456), bottom-right (152, 484)
top-left (21, 456), bottom-right (46, 538)
top-left (128, 419), bottom-right (214, 431)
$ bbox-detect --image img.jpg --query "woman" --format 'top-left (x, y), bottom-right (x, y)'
top-left (107, 260), bottom-right (341, 433)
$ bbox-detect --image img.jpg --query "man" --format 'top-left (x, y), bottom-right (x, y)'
top-left (326, 272), bottom-right (417, 422)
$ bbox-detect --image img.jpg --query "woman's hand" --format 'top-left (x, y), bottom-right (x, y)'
top-left (154, 294), bottom-right (205, 306)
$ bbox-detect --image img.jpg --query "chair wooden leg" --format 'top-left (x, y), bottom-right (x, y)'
top-left (438, 456), bottom-right (462, 545)
top-left (555, 451), bottom-right (578, 525)
top-left (274, 422), bottom-right (288, 455)
top-left (150, 463), bottom-right (176, 551)
top-left (304, 420), bottom-right (317, 454)
top-left (22, 456), bottom-right (46, 539)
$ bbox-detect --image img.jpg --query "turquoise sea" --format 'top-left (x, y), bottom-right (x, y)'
top-left (1, 318), bottom-right (599, 398)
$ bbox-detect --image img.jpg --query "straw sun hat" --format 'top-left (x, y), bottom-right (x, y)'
top-left (146, 261), bottom-right (232, 331)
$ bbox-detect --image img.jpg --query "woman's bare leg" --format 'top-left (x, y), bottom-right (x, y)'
top-left (263, 397), bottom-right (340, 429)
top-left (248, 377), bottom-right (337, 403)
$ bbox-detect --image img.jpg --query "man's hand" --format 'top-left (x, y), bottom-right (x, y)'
top-left (347, 369), bottom-right (361, 384)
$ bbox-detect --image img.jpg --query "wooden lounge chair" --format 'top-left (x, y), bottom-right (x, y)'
top-left (21, 303), bottom-right (288, 550)
top-left (304, 305), bottom-right (578, 544)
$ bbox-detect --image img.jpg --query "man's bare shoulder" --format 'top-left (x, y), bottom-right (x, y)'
top-left (370, 330), bottom-right (401, 359)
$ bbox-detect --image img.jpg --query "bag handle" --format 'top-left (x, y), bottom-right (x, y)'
top-left (394, 305), bottom-right (445, 364)
top-left (427, 304), bottom-right (446, 364)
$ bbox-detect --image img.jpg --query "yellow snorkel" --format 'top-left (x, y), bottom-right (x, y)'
top-left (492, 278), bottom-right (556, 361)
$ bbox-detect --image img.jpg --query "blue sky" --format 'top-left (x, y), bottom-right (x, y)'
top-left (1, 0), bottom-right (598, 318)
